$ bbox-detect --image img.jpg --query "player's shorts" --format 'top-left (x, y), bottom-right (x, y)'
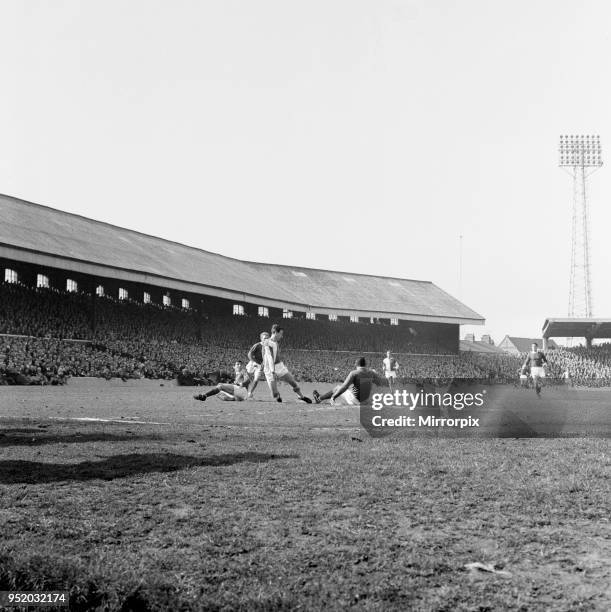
top-left (530, 367), bottom-right (545, 378)
top-left (246, 361), bottom-right (263, 376)
top-left (264, 361), bottom-right (290, 382)
top-left (218, 385), bottom-right (248, 401)
top-left (385, 371), bottom-right (397, 379)
top-left (333, 387), bottom-right (359, 406)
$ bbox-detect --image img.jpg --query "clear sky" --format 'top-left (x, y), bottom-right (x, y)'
top-left (1, 1), bottom-right (610, 343)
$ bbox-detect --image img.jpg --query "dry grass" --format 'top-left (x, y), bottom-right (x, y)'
top-left (0, 380), bottom-right (609, 611)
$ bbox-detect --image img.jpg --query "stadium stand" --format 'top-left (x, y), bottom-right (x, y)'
top-left (542, 318), bottom-right (611, 349)
top-left (2, 280), bottom-right (611, 386)
top-left (544, 345), bottom-right (611, 387)
top-left (0, 193), bottom-right (483, 328)
top-left (0, 282), bottom-right (463, 383)
top-left (1, 194), bottom-right (609, 387)
top-left (0, 282), bottom-right (91, 339)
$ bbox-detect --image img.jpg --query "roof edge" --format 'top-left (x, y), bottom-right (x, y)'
top-left (1, 192), bottom-right (432, 284)
top-left (0, 243), bottom-right (485, 323)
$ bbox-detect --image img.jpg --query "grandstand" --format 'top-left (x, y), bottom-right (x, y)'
top-left (0, 196), bottom-right (611, 386)
top-left (3, 194), bottom-right (611, 387)
top-left (0, 193), bottom-right (486, 382)
top-left (0, 194), bottom-right (483, 327)
top-left (542, 318), bottom-right (611, 348)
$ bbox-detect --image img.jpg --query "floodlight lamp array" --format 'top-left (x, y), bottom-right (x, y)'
top-left (559, 134), bottom-right (602, 167)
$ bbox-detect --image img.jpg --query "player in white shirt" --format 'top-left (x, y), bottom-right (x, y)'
top-left (262, 324), bottom-right (312, 403)
top-left (246, 331), bottom-right (269, 398)
top-left (382, 350), bottom-right (400, 391)
top-left (193, 361), bottom-right (250, 402)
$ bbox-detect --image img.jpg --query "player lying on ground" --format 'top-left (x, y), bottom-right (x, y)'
top-left (522, 342), bottom-right (548, 396)
top-left (313, 356), bottom-right (387, 405)
top-left (245, 331), bottom-right (269, 399)
top-left (262, 324), bottom-right (311, 403)
top-left (193, 360), bottom-right (250, 402)
top-left (383, 350), bottom-right (400, 391)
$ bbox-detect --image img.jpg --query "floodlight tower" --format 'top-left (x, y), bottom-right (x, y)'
top-left (558, 134), bottom-right (602, 318)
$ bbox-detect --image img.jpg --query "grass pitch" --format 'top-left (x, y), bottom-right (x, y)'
top-left (0, 380), bottom-right (609, 611)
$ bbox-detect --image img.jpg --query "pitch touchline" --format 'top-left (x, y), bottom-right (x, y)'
top-left (46, 416), bottom-right (171, 425)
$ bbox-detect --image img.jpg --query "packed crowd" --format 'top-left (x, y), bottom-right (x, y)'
top-left (545, 345), bottom-right (611, 387)
top-left (4, 333), bottom-right (611, 388)
top-left (0, 283), bottom-right (453, 352)
top-left (0, 338), bottom-right (492, 386)
top-left (0, 282), bottom-right (91, 339)
top-left (94, 297), bottom-right (200, 344)
top-left (198, 315), bottom-right (455, 354)
top-left (2, 282), bottom-right (611, 386)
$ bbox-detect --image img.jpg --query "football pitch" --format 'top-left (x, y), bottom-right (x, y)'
top-left (0, 380), bottom-right (609, 611)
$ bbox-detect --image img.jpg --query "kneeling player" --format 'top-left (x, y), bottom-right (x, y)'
top-left (194, 360), bottom-right (250, 402)
top-left (262, 324), bottom-right (311, 403)
top-left (313, 357), bottom-right (386, 405)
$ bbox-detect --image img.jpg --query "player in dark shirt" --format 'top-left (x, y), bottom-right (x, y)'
top-left (522, 342), bottom-right (548, 396)
top-left (313, 357), bottom-right (386, 405)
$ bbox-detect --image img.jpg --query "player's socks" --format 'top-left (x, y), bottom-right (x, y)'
top-left (194, 387), bottom-right (222, 401)
top-left (299, 396), bottom-right (312, 404)
top-left (313, 390), bottom-right (321, 403)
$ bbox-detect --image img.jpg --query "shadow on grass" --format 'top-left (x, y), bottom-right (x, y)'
top-left (0, 431), bottom-right (164, 447)
top-left (0, 452), bottom-right (297, 484)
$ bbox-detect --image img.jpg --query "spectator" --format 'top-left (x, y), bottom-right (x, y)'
top-left (1, 281), bottom-right (610, 386)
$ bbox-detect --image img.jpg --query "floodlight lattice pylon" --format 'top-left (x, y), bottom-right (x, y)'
top-left (559, 135), bottom-right (602, 319)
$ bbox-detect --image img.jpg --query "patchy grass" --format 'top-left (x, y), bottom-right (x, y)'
top-left (0, 381), bottom-right (609, 611)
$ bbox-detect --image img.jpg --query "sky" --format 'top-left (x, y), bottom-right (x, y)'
top-left (1, 0), bottom-right (611, 343)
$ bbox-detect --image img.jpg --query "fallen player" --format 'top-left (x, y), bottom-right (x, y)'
top-left (193, 360), bottom-right (250, 402)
